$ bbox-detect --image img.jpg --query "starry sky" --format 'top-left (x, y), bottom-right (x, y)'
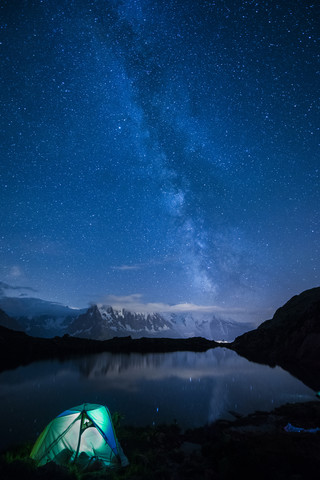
top-left (0, 0), bottom-right (319, 322)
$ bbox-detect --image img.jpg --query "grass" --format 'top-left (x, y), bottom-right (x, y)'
top-left (1, 402), bottom-right (320, 479)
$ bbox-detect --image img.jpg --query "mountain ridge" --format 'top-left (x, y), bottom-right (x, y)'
top-left (0, 296), bottom-right (253, 341)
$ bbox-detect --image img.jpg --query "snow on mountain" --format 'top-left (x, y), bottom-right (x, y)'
top-left (162, 311), bottom-right (253, 342)
top-left (0, 296), bottom-right (84, 318)
top-left (0, 296), bottom-right (253, 341)
top-left (0, 296), bottom-right (86, 338)
top-left (67, 305), bottom-right (175, 340)
top-left (67, 305), bottom-right (253, 341)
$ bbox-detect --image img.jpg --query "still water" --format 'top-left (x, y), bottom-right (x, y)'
top-left (0, 348), bottom-right (315, 450)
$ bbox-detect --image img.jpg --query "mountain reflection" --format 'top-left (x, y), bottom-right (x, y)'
top-left (0, 348), bottom-right (315, 450)
top-left (77, 349), bottom-right (231, 380)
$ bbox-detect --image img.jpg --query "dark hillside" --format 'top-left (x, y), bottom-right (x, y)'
top-left (232, 287), bottom-right (320, 390)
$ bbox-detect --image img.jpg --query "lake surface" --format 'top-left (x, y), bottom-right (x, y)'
top-left (0, 348), bottom-right (315, 450)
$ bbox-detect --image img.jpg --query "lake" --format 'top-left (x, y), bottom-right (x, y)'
top-left (0, 347), bottom-right (315, 450)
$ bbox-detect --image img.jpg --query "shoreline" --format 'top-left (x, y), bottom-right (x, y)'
top-left (1, 324), bottom-right (318, 392)
top-left (1, 400), bottom-right (320, 479)
top-left (0, 325), bottom-right (220, 372)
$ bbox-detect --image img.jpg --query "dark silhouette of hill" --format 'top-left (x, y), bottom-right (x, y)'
top-left (0, 317), bottom-right (218, 372)
top-left (232, 287), bottom-right (320, 390)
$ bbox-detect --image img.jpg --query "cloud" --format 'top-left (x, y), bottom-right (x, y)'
top-left (112, 265), bottom-right (142, 271)
top-left (0, 281), bottom-right (38, 297)
top-left (100, 293), bottom-right (246, 316)
top-left (106, 294), bottom-right (143, 303)
top-left (112, 257), bottom-right (177, 272)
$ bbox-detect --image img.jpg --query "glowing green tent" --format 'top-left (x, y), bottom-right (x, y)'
top-left (30, 403), bottom-right (128, 470)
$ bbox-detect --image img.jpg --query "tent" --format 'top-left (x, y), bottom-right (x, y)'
top-left (30, 403), bottom-right (128, 470)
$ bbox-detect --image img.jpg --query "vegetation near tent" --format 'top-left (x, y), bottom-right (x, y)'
top-left (30, 403), bottom-right (128, 470)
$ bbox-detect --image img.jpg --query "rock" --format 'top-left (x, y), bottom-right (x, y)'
top-left (231, 287), bottom-right (320, 390)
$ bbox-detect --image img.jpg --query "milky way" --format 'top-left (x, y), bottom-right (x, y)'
top-left (0, 0), bottom-right (319, 321)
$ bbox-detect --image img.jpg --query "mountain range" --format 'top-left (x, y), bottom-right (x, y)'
top-left (0, 296), bottom-right (253, 341)
top-left (0, 287), bottom-right (319, 390)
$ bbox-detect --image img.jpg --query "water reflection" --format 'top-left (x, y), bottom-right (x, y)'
top-left (0, 348), bottom-right (314, 450)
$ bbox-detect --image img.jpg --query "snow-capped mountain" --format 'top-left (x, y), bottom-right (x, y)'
top-left (0, 296), bottom-right (253, 341)
top-left (67, 305), bottom-right (253, 341)
top-left (164, 311), bottom-right (252, 342)
top-left (67, 305), bottom-right (175, 340)
top-left (0, 296), bottom-right (86, 338)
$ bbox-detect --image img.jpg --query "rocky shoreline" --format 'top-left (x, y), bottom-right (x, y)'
top-left (1, 400), bottom-right (320, 479)
top-left (0, 287), bottom-right (319, 478)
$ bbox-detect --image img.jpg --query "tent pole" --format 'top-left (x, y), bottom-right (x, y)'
top-left (74, 411), bottom-right (84, 462)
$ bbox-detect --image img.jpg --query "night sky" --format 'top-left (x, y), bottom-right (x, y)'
top-left (1, 0), bottom-right (319, 322)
